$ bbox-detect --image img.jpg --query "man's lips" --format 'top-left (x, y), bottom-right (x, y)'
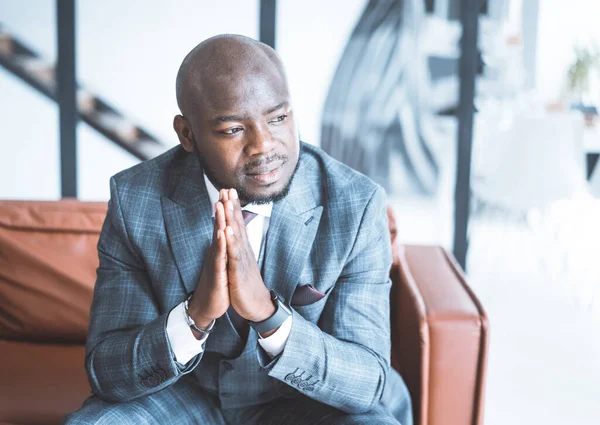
top-left (246, 159), bottom-right (285, 176)
top-left (245, 159), bottom-right (286, 185)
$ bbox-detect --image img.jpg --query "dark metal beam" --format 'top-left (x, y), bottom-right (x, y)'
top-left (57, 0), bottom-right (78, 198)
top-left (453, 1), bottom-right (481, 270)
top-left (259, 0), bottom-right (277, 49)
top-left (425, 0), bottom-right (435, 13)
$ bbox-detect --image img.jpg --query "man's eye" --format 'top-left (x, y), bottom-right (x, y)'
top-left (222, 127), bottom-right (243, 135)
top-left (269, 114), bottom-right (287, 124)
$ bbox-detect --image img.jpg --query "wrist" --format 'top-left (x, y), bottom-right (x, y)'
top-left (191, 314), bottom-right (214, 330)
top-left (259, 326), bottom-right (279, 338)
top-left (250, 297), bottom-right (276, 323)
top-left (187, 312), bottom-right (215, 340)
top-left (248, 290), bottom-right (292, 335)
top-left (186, 311), bottom-right (214, 340)
top-left (187, 296), bottom-right (216, 327)
top-left (184, 293), bottom-right (216, 339)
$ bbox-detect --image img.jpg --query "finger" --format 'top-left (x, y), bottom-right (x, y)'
top-left (222, 190), bottom-right (234, 231)
top-left (214, 229), bottom-right (228, 274)
top-left (224, 199), bottom-right (237, 229)
top-left (225, 199), bottom-right (247, 243)
top-left (212, 202), bottom-right (220, 242)
top-left (215, 202), bottom-right (226, 232)
top-left (225, 226), bottom-right (243, 269)
top-left (221, 188), bottom-right (229, 202)
top-left (229, 188), bottom-right (246, 230)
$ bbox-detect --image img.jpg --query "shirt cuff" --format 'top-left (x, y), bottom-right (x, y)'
top-left (257, 315), bottom-right (293, 358)
top-left (166, 302), bottom-right (208, 365)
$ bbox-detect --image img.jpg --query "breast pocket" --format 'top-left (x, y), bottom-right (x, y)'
top-left (291, 293), bottom-right (329, 323)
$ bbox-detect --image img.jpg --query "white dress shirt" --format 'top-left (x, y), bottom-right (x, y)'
top-left (166, 174), bottom-right (292, 365)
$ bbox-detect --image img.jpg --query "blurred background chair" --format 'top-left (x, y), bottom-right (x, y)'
top-left (471, 109), bottom-right (589, 292)
top-left (472, 111), bottom-right (586, 213)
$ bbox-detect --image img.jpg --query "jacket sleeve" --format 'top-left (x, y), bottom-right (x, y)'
top-left (85, 176), bottom-right (201, 402)
top-left (263, 186), bottom-right (393, 414)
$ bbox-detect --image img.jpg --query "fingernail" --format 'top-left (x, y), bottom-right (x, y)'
top-left (226, 226), bottom-right (233, 235)
top-left (228, 201), bottom-right (233, 211)
top-left (231, 189), bottom-right (238, 200)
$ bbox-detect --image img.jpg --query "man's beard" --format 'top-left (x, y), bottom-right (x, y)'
top-left (192, 138), bottom-right (300, 205)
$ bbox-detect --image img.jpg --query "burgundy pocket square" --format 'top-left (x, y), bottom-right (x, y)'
top-left (291, 284), bottom-right (326, 306)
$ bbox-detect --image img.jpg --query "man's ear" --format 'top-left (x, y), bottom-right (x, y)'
top-left (173, 115), bottom-right (194, 153)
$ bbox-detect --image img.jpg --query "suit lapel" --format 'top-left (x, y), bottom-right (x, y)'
top-left (161, 154), bottom-right (213, 295)
top-left (160, 147), bottom-right (323, 354)
top-left (262, 157), bottom-right (323, 305)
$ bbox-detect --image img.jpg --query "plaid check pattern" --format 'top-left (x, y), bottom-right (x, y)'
top-left (67, 143), bottom-right (411, 424)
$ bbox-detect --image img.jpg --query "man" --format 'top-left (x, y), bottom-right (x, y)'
top-left (65, 34), bottom-right (412, 424)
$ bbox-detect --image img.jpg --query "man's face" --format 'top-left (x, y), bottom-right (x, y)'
top-left (180, 69), bottom-right (300, 205)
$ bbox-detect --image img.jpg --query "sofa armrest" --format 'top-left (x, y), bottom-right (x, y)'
top-left (390, 245), bottom-right (489, 425)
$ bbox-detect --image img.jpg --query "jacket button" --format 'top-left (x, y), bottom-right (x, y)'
top-left (141, 377), bottom-right (157, 387)
top-left (285, 367), bottom-right (300, 382)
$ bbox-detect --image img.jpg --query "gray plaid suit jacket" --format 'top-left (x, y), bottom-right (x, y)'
top-left (86, 142), bottom-right (403, 415)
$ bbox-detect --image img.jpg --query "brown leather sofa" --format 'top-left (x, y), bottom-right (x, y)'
top-left (0, 200), bottom-right (488, 425)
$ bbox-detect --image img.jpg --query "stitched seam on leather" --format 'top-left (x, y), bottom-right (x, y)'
top-left (442, 248), bottom-right (489, 425)
top-left (398, 246), bottom-right (430, 425)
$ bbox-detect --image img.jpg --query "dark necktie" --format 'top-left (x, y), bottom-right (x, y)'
top-left (227, 210), bottom-right (258, 340)
top-left (242, 210), bottom-right (257, 226)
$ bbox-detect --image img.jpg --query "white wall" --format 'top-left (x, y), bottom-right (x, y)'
top-left (1, 0), bottom-right (366, 201)
top-left (76, 0), bottom-right (260, 150)
top-left (535, 0), bottom-right (600, 103)
top-left (0, 67), bottom-right (60, 200)
top-left (0, 0), bottom-right (59, 200)
top-left (5, 0), bottom-right (600, 200)
top-left (1, 0), bottom-right (260, 201)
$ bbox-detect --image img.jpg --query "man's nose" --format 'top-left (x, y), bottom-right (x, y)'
top-left (246, 123), bottom-right (276, 156)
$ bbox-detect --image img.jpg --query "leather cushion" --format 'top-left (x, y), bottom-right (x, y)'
top-left (0, 201), bottom-right (106, 343)
top-left (0, 340), bottom-right (91, 425)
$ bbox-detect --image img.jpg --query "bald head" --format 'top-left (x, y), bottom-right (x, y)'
top-left (172, 34), bottom-right (299, 206)
top-left (176, 34), bottom-right (287, 117)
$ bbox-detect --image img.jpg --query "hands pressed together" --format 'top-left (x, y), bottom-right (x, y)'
top-left (186, 188), bottom-right (277, 338)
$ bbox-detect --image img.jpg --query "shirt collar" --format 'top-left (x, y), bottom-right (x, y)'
top-left (203, 173), bottom-right (273, 218)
